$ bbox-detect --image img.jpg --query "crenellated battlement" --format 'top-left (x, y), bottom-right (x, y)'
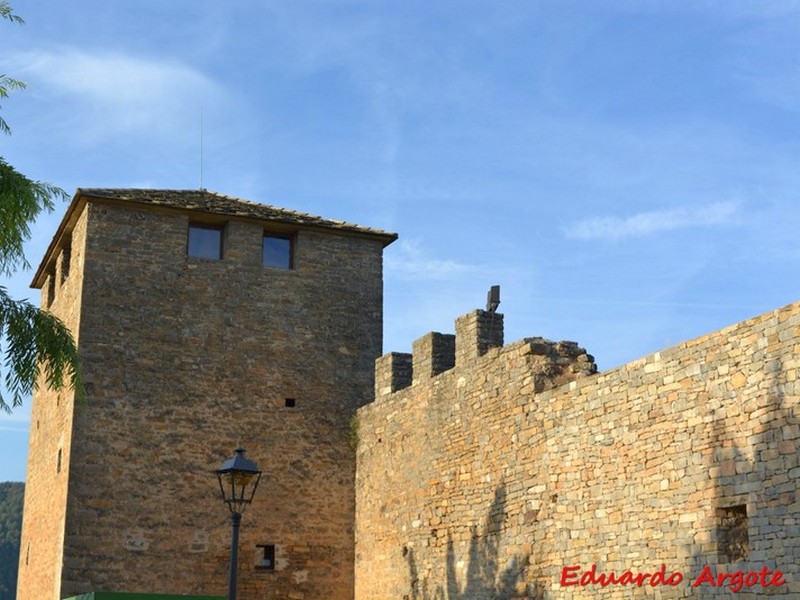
top-left (374, 308), bottom-right (596, 399)
top-left (358, 300), bottom-right (800, 600)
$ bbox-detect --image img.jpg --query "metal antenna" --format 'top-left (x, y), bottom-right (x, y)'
top-left (199, 107), bottom-right (205, 190)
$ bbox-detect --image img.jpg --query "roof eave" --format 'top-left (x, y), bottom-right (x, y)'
top-left (31, 189), bottom-right (86, 289)
top-left (77, 190), bottom-right (399, 245)
top-left (31, 189), bottom-right (398, 289)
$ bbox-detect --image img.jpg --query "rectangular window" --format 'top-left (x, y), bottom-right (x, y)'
top-left (263, 234), bottom-right (293, 269)
top-left (188, 224), bottom-right (223, 260)
top-left (256, 544), bottom-right (275, 570)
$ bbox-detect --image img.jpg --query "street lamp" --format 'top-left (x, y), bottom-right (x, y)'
top-left (216, 447), bottom-right (262, 600)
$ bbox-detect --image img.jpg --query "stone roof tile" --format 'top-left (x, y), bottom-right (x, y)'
top-left (32, 188), bottom-right (397, 288)
top-left (77, 188), bottom-right (397, 239)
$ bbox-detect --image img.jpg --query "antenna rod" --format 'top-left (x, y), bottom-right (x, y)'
top-left (200, 107), bottom-right (204, 190)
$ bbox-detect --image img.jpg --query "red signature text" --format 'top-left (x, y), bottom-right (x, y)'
top-left (560, 563), bottom-right (787, 592)
top-left (560, 564), bottom-right (682, 587)
top-left (691, 565), bottom-right (785, 592)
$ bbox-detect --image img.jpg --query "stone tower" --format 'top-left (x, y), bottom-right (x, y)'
top-left (17, 189), bottom-right (396, 600)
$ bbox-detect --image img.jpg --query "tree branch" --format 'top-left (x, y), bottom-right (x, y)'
top-left (0, 288), bottom-right (82, 412)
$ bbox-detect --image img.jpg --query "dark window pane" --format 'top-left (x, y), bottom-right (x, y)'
top-left (61, 239), bottom-right (71, 283)
top-left (257, 544), bottom-right (275, 570)
top-left (263, 235), bottom-right (292, 269)
top-left (188, 225), bottom-right (222, 259)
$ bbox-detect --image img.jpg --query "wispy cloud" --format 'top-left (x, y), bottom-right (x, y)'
top-left (0, 410), bottom-right (30, 432)
top-left (564, 201), bottom-right (740, 241)
top-left (0, 425), bottom-right (29, 433)
top-left (9, 47), bottom-right (227, 142)
top-left (385, 239), bottom-right (476, 281)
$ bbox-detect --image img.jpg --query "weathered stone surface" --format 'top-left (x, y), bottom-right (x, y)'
top-left (356, 304), bottom-right (800, 599)
top-left (16, 206), bottom-right (88, 600)
top-left (18, 190), bottom-right (394, 600)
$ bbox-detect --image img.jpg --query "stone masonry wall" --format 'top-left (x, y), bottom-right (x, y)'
top-left (355, 303), bottom-right (800, 599)
top-left (17, 208), bottom-right (88, 600)
top-left (23, 198), bottom-right (387, 600)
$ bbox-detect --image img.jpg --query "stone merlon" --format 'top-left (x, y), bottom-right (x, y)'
top-left (374, 309), bottom-right (597, 399)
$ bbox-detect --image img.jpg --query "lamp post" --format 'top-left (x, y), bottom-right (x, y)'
top-left (216, 447), bottom-right (262, 600)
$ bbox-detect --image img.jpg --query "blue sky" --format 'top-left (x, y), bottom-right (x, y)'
top-left (2, 1), bottom-right (799, 481)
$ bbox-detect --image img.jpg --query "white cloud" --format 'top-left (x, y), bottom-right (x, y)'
top-left (10, 47), bottom-right (227, 142)
top-left (564, 201), bottom-right (740, 241)
top-left (385, 239), bottom-right (476, 281)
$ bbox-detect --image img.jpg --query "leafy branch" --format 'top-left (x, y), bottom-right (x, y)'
top-left (0, 1), bottom-right (25, 136)
top-left (0, 288), bottom-right (82, 410)
top-left (0, 0), bottom-right (83, 412)
top-left (0, 0), bottom-right (23, 24)
top-left (0, 158), bottom-right (66, 274)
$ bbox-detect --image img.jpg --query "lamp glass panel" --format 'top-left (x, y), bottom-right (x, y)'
top-left (223, 471), bottom-right (255, 488)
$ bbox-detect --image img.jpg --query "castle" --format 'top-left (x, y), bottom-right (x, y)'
top-left (355, 306), bottom-right (800, 598)
top-left (17, 190), bottom-right (800, 599)
top-left (17, 189), bottom-right (395, 600)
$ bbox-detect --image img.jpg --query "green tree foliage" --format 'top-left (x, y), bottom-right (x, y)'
top-left (0, 481), bottom-right (24, 600)
top-left (0, 1), bottom-right (25, 137)
top-left (0, 0), bottom-right (82, 411)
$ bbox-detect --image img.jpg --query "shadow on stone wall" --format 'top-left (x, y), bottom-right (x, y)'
top-left (405, 485), bottom-right (545, 600)
top-left (686, 333), bottom-right (798, 596)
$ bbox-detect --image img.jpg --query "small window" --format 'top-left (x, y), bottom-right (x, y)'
top-left (263, 234), bottom-right (292, 269)
top-left (46, 274), bottom-right (55, 306)
top-left (718, 504), bottom-right (749, 562)
top-left (256, 544), bottom-right (275, 570)
top-left (61, 239), bottom-right (71, 284)
top-left (57, 448), bottom-right (62, 473)
top-left (188, 224), bottom-right (223, 260)
top-left (285, 398), bottom-right (296, 408)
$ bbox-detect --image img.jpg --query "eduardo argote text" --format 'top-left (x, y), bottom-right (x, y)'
top-left (560, 563), bottom-right (786, 593)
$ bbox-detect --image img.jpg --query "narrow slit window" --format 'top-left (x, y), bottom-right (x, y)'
top-left (188, 224), bottom-right (223, 260)
top-left (61, 239), bottom-right (71, 284)
top-left (46, 275), bottom-right (55, 306)
top-left (263, 234), bottom-right (292, 269)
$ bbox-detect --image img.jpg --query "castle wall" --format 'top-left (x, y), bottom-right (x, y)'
top-left (17, 207), bottom-right (88, 600)
top-left (25, 199), bottom-right (386, 600)
top-left (355, 304), bottom-right (800, 599)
